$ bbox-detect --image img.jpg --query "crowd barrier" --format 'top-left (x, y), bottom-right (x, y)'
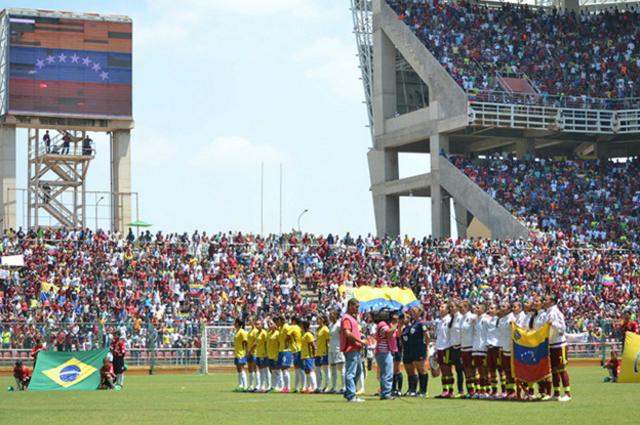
top-left (0, 342), bottom-right (622, 368)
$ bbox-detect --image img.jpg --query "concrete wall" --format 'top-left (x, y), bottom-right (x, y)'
top-left (0, 125), bottom-right (16, 230)
top-left (111, 130), bottom-right (132, 233)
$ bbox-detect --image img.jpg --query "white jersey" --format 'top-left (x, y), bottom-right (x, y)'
top-left (472, 314), bottom-right (490, 353)
top-left (532, 309), bottom-right (548, 330)
top-left (485, 315), bottom-right (500, 347)
top-left (450, 312), bottom-right (463, 347)
top-left (434, 314), bottom-right (452, 350)
top-left (329, 320), bottom-right (342, 353)
top-left (546, 305), bottom-right (567, 347)
top-left (515, 311), bottom-right (529, 328)
top-left (460, 312), bottom-right (477, 350)
top-left (497, 312), bottom-right (515, 353)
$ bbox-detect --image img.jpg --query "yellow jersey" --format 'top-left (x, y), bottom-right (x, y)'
top-left (268, 329), bottom-right (280, 360)
top-left (278, 324), bottom-right (292, 352)
top-left (290, 324), bottom-right (302, 353)
top-left (301, 331), bottom-right (315, 360)
top-left (247, 327), bottom-right (259, 355)
top-left (234, 328), bottom-right (248, 358)
top-left (316, 325), bottom-right (329, 356)
top-left (255, 329), bottom-right (268, 358)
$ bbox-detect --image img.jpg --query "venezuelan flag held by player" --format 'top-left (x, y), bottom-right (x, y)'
top-left (29, 348), bottom-right (109, 391)
top-left (511, 323), bottom-right (551, 384)
top-left (618, 332), bottom-right (640, 383)
top-left (338, 285), bottom-right (419, 312)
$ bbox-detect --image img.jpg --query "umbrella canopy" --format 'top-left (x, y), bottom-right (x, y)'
top-left (127, 220), bottom-right (153, 228)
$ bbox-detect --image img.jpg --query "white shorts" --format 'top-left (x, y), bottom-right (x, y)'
top-left (329, 350), bottom-right (345, 364)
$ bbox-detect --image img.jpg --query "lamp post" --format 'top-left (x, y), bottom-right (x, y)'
top-left (297, 209), bottom-right (309, 233)
top-left (95, 196), bottom-right (105, 231)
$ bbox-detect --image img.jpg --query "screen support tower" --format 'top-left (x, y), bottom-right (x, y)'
top-left (350, 0), bottom-right (374, 134)
top-left (27, 129), bottom-right (91, 228)
top-left (1, 119), bottom-right (133, 232)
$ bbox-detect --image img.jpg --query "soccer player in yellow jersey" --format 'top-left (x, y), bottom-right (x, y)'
top-left (254, 320), bottom-right (269, 392)
top-left (315, 315), bottom-right (331, 392)
top-left (300, 320), bottom-right (317, 393)
top-left (246, 318), bottom-right (260, 391)
top-left (289, 317), bottom-right (303, 392)
top-left (275, 316), bottom-right (293, 392)
top-left (267, 320), bottom-right (280, 392)
top-left (233, 318), bottom-right (248, 391)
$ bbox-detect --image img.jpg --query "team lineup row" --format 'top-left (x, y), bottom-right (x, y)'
top-left (231, 294), bottom-right (572, 402)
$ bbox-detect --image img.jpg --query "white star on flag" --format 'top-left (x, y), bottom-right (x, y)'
top-left (58, 53), bottom-right (67, 63)
top-left (82, 57), bottom-right (91, 66)
top-left (92, 63), bottom-right (101, 72)
top-left (70, 54), bottom-right (79, 63)
top-left (99, 71), bottom-right (109, 81)
top-left (46, 56), bottom-right (55, 64)
top-left (36, 59), bottom-right (45, 69)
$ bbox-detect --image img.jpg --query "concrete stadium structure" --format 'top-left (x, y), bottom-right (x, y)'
top-left (352, 0), bottom-right (640, 239)
top-left (0, 9), bottom-right (133, 232)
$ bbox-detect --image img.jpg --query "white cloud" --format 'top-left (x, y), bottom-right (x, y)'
top-left (294, 37), bottom-right (364, 102)
top-left (191, 136), bottom-right (287, 167)
top-left (132, 131), bottom-right (179, 168)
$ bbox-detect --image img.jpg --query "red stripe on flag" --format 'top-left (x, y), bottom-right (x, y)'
top-left (513, 357), bottom-right (551, 384)
top-left (9, 78), bottom-right (131, 117)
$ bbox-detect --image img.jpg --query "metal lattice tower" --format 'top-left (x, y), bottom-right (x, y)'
top-left (27, 129), bottom-right (94, 228)
top-left (350, 0), bottom-right (374, 135)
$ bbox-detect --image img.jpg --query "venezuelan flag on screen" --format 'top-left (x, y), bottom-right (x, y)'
top-left (7, 13), bottom-right (132, 118)
top-left (338, 285), bottom-right (419, 312)
top-left (511, 323), bottom-right (551, 384)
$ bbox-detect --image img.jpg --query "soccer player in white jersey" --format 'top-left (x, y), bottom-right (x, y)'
top-left (434, 303), bottom-right (453, 398)
top-left (449, 302), bottom-right (465, 396)
top-left (472, 303), bottom-right (490, 399)
top-left (532, 296), bottom-right (551, 400)
top-left (496, 302), bottom-right (516, 400)
top-left (328, 309), bottom-right (345, 393)
top-left (458, 300), bottom-right (477, 397)
top-left (544, 294), bottom-right (571, 401)
top-left (485, 303), bottom-right (500, 397)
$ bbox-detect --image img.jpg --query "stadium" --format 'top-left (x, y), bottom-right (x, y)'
top-left (0, 0), bottom-right (639, 424)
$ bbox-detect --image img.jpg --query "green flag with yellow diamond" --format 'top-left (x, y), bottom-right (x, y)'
top-left (29, 348), bottom-right (109, 391)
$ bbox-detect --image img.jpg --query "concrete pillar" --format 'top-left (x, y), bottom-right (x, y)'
top-left (563, 0), bottom-right (580, 12)
top-left (372, 18), bottom-right (397, 142)
top-left (111, 130), bottom-right (132, 233)
top-left (368, 148), bottom-right (400, 237)
top-left (515, 138), bottom-right (535, 160)
top-left (595, 142), bottom-right (609, 161)
top-left (0, 126), bottom-right (16, 231)
top-left (430, 133), bottom-right (450, 239)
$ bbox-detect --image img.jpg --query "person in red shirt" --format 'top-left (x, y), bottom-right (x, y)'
top-left (340, 298), bottom-right (368, 403)
top-left (13, 361), bottom-right (32, 391)
top-left (100, 357), bottom-right (116, 390)
top-left (111, 333), bottom-right (127, 387)
top-left (31, 339), bottom-right (47, 368)
top-left (604, 351), bottom-right (621, 383)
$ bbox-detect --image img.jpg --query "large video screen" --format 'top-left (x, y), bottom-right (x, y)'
top-left (8, 13), bottom-right (132, 118)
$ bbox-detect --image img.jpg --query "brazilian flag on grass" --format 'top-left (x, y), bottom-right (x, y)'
top-left (29, 348), bottom-right (109, 391)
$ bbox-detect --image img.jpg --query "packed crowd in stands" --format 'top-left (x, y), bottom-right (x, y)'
top-left (388, 0), bottom-right (640, 109)
top-left (1, 227), bottom-right (638, 352)
top-left (455, 156), bottom-right (640, 248)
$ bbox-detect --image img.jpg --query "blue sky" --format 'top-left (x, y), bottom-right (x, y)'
top-left (10, 0), bottom-right (433, 237)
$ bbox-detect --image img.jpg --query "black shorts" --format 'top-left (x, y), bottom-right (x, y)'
top-left (113, 356), bottom-right (125, 374)
top-left (393, 351), bottom-right (403, 362)
top-left (450, 347), bottom-right (462, 366)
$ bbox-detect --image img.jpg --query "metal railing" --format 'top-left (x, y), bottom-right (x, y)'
top-left (0, 341), bottom-right (623, 367)
top-left (468, 100), bottom-right (640, 134)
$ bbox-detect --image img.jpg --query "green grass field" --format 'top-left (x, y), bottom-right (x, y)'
top-left (1, 366), bottom-right (636, 425)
